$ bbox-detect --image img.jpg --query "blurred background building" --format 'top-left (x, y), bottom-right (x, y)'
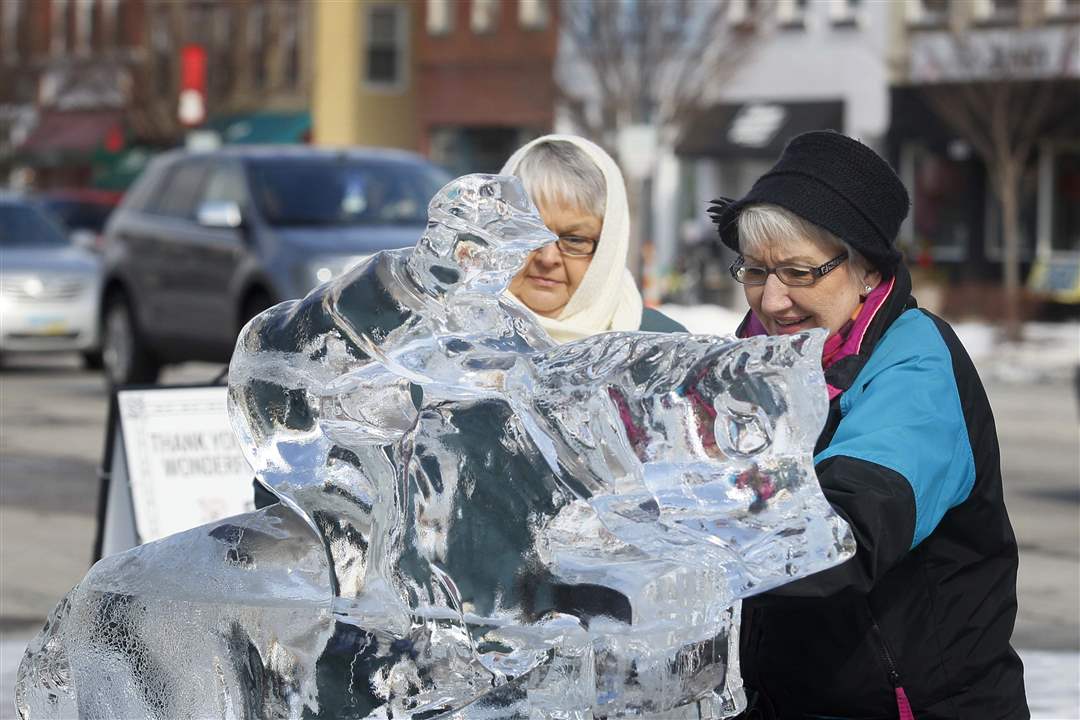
top-left (1, 0), bottom-right (313, 191)
top-left (1, 0), bottom-right (1077, 317)
top-left (888, 0), bottom-right (1080, 323)
top-left (311, 0), bottom-right (416, 150)
top-left (673, 0), bottom-right (895, 305)
top-left (417, 0), bottom-right (557, 176)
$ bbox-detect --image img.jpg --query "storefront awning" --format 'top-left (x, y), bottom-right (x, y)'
top-left (92, 146), bottom-right (156, 191)
top-left (17, 110), bottom-right (124, 164)
top-left (204, 111), bottom-right (311, 145)
top-left (676, 100), bottom-right (844, 159)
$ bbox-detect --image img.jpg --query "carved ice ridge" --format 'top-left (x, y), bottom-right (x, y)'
top-left (16, 175), bottom-right (855, 719)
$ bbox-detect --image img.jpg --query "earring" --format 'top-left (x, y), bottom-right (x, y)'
top-left (864, 285), bottom-right (873, 293)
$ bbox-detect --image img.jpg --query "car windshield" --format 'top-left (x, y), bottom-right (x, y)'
top-left (246, 157), bottom-right (450, 228)
top-left (0, 203), bottom-right (71, 248)
top-left (41, 199), bottom-right (114, 233)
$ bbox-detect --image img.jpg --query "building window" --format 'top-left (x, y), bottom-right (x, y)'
top-left (1046, 0), bottom-right (1080, 18)
top-left (2, 0), bottom-right (22, 63)
top-left (777, 0), bottom-right (809, 28)
top-left (728, 0), bottom-right (752, 26)
top-left (974, 0), bottom-right (1020, 23)
top-left (829, 0), bottom-right (862, 27)
top-left (208, 4), bottom-right (233, 102)
top-left (427, 0), bottom-right (453, 35)
top-left (249, 2), bottom-right (267, 90)
top-left (118, 0), bottom-right (137, 47)
top-left (1050, 150), bottom-right (1080, 252)
top-left (519, 0), bottom-right (548, 29)
top-left (985, 166), bottom-right (1038, 261)
top-left (907, 145), bottom-right (975, 262)
top-left (102, 0), bottom-right (119, 48)
top-left (366, 4), bottom-right (406, 89)
top-left (282, 1), bottom-right (301, 90)
top-left (51, 0), bottom-right (69, 56)
top-left (906, 0), bottom-right (950, 26)
top-left (471, 0), bottom-right (499, 33)
top-left (74, 0), bottom-right (92, 55)
top-left (151, 3), bottom-right (172, 96)
top-left (188, 2), bottom-right (212, 47)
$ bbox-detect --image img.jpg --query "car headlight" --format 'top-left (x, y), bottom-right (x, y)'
top-left (304, 255), bottom-right (372, 290)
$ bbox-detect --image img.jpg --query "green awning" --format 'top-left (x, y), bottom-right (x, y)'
top-left (92, 146), bottom-right (155, 191)
top-left (205, 111), bottom-right (311, 145)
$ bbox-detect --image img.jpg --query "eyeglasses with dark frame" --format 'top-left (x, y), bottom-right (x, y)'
top-left (554, 235), bottom-right (598, 257)
top-left (730, 251), bottom-right (849, 287)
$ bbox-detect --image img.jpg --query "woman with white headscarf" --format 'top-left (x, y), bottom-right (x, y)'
top-left (500, 134), bottom-right (684, 342)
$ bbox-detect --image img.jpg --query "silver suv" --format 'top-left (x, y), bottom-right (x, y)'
top-left (99, 146), bottom-right (449, 386)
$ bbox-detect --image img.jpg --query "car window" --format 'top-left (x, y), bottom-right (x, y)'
top-left (245, 157), bottom-right (450, 227)
top-left (146, 160), bottom-right (211, 219)
top-left (119, 156), bottom-right (170, 213)
top-left (200, 162), bottom-right (248, 208)
top-left (0, 203), bottom-right (71, 248)
top-left (41, 200), bottom-right (113, 233)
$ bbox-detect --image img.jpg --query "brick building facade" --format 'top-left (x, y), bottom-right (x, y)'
top-left (1, 0), bottom-right (312, 191)
top-left (416, 0), bottom-right (558, 175)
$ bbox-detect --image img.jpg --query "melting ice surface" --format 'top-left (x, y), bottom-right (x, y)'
top-left (16, 175), bottom-right (855, 719)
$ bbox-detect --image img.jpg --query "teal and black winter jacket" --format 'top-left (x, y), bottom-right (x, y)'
top-left (737, 264), bottom-right (1027, 719)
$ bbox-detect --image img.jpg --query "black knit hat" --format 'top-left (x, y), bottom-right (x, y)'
top-left (708, 130), bottom-right (910, 276)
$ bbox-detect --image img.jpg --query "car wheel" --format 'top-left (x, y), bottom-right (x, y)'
top-left (102, 295), bottom-right (160, 387)
top-left (238, 290), bottom-right (274, 335)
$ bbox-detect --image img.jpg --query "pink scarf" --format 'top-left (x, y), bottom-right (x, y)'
top-left (740, 278), bottom-right (895, 400)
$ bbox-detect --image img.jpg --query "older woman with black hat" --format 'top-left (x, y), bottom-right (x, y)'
top-left (710, 131), bottom-right (1028, 719)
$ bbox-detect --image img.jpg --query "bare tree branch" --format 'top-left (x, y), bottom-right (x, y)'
top-left (915, 24), bottom-right (1078, 341)
top-left (557, 0), bottom-right (769, 154)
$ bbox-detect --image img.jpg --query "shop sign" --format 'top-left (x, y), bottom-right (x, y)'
top-left (909, 26), bottom-right (1080, 83)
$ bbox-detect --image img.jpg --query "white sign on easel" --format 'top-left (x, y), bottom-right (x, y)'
top-left (98, 386), bottom-right (256, 558)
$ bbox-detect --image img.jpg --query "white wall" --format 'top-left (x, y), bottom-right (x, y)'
top-left (715, 0), bottom-right (893, 145)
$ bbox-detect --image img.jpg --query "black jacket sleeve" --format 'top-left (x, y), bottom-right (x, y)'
top-left (759, 455), bottom-right (917, 600)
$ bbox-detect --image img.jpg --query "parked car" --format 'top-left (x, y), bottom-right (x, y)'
top-left (0, 194), bottom-right (104, 367)
top-left (99, 146), bottom-right (451, 386)
top-left (38, 189), bottom-right (122, 253)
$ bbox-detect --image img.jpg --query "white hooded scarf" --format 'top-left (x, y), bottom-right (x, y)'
top-left (500, 134), bottom-right (644, 344)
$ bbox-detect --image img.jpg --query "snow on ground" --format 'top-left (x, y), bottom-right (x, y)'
top-left (955, 320), bottom-right (1080, 383)
top-left (661, 304), bottom-right (1080, 383)
top-left (659, 303), bottom-right (746, 337)
top-left (1021, 649), bottom-right (1080, 719)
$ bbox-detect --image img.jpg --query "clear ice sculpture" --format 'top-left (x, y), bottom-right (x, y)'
top-left (16, 175), bottom-right (855, 720)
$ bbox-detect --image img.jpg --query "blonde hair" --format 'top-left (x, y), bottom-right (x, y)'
top-left (737, 203), bottom-right (873, 288)
top-left (514, 140), bottom-right (606, 219)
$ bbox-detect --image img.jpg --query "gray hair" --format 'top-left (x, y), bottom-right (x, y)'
top-left (737, 203), bottom-right (874, 288)
top-left (514, 140), bottom-right (606, 219)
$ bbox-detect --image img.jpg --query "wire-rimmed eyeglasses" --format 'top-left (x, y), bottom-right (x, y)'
top-left (729, 252), bottom-right (848, 287)
top-left (554, 235), bottom-right (598, 257)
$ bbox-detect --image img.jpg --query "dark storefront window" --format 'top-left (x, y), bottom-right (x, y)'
top-left (429, 127), bottom-right (535, 177)
top-left (911, 147), bottom-right (974, 262)
top-left (985, 163), bottom-right (1037, 261)
top-left (1052, 150), bottom-right (1080, 252)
